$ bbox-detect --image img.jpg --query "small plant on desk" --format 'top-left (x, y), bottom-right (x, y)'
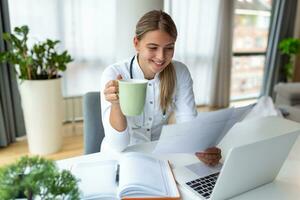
top-left (0, 156), bottom-right (80, 200)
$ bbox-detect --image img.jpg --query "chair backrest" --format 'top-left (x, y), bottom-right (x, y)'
top-left (82, 92), bottom-right (105, 154)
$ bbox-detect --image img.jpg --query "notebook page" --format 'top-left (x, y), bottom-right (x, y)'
top-left (160, 161), bottom-right (180, 197)
top-left (118, 153), bottom-right (168, 197)
top-left (71, 160), bottom-right (118, 199)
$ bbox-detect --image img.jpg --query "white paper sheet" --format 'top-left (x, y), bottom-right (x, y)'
top-left (214, 104), bottom-right (254, 145)
top-left (153, 120), bottom-right (226, 153)
top-left (153, 105), bottom-right (254, 154)
top-left (118, 153), bottom-right (167, 197)
top-left (71, 160), bottom-right (118, 199)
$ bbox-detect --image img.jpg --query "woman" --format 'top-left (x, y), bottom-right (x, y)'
top-left (100, 10), bottom-right (221, 166)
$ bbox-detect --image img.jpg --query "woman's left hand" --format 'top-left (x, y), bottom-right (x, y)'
top-left (195, 147), bottom-right (222, 166)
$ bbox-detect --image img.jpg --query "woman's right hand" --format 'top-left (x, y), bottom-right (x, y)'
top-left (104, 74), bottom-right (122, 104)
top-left (105, 75), bottom-right (127, 131)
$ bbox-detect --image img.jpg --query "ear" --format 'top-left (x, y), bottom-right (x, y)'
top-left (133, 36), bottom-right (140, 52)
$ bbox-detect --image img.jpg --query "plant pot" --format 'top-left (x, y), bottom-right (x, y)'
top-left (18, 78), bottom-right (63, 155)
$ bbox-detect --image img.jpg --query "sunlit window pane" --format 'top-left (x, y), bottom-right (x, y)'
top-left (231, 0), bottom-right (272, 100)
top-left (231, 56), bottom-right (265, 99)
top-left (233, 13), bottom-right (270, 52)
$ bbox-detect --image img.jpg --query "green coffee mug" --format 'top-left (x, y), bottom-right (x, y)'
top-left (118, 79), bottom-right (148, 116)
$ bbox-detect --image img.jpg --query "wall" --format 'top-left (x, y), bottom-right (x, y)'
top-left (115, 0), bottom-right (163, 60)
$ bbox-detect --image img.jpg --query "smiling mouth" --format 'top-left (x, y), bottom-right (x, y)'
top-left (152, 60), bottom-right (164, 66)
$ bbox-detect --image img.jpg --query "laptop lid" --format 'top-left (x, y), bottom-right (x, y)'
top-left (174, 131), bottom-right (299, 200)
top-left (218, 116), bottom-right (300, 159)
top-left (211, 131), bottom-right (299, 199)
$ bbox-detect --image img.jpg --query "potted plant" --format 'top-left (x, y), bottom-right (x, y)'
top-left (0, 156), bottom-right (80, 200)
top-left (0, 25), bottom-right (73, 155)
top-left (278, 37), bottom-right (300, 82)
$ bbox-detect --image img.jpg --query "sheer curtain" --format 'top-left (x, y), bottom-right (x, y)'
top-left (8, 0), bottom-right (163, 97)
top-left (8, 0), bottom-right (117, 97)
top-left (165, 0), bottom-right (234, 107)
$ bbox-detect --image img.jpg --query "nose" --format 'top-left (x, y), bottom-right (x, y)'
top-left (156, 49), bottom-right (165, 61)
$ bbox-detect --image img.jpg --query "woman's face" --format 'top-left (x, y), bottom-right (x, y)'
top-left (134, 30), bottom-right (176, 79)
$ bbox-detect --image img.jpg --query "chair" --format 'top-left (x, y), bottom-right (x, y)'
top-left (274, 82), bottom-right (300, 122)
top-left (82, 92), bottom-right (105, 154)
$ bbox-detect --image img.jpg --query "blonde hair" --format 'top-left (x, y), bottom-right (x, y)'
top-left (135, 10), bottom-right (177, 113)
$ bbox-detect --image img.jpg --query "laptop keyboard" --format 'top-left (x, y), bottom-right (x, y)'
top-left (185, 172), bottom-right (219, 199)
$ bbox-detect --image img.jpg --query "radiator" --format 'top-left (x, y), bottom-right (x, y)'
top-left (63, 96), bottom-right (83, 123)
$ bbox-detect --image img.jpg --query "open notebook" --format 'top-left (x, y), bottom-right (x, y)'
top-left (71, 152), bottom-right (180, 200)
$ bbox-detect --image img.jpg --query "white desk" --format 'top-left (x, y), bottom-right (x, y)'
top-left (57, 140), bottom-right (300, 200)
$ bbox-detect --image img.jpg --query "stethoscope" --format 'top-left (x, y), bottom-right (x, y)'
top-left (129, 55), bottom-right (167, 119)
top-left (129, 56), bottom-right (135, 79)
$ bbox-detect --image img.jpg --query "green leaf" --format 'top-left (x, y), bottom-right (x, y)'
top-left (278, 37), bottom-right (300, 80)
top-left (279, 38), bottom-right (300, 55)
top-left (21, 25), bottom-right (29, 35)
top-left (2, 33), bottom-right (11, 41)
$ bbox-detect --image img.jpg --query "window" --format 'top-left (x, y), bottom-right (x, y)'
top-left (231, 0), bottom-right (273, 100)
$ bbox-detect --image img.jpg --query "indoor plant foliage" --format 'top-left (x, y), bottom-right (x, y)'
top-left (278, 37), bottom-right (300, 81)
top-left (0, 25), bottom-right (72, 80)
top-left (0, 156), bottom-right (80, 200)
top-left (0, 25), bottom-right (72, 155)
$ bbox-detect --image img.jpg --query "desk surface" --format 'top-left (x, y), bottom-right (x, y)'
top-left (57, 141), bottom-right (300, 200)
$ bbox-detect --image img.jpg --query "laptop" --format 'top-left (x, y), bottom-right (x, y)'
top-left (173, 131), bottom-right (299, 200)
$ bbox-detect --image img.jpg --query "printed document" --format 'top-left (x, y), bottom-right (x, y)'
top-left (153, 105), bottom-right (253, 153)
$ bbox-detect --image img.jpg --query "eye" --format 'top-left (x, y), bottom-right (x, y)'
top-left (148, 47), bottom-right (157, 50)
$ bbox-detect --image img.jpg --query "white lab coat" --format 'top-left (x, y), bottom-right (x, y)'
top-left (100, 56), bottom-right (197, 153)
